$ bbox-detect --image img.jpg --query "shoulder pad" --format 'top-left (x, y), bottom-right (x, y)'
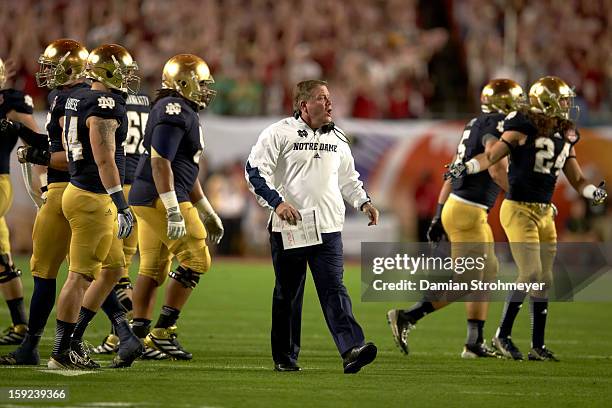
top-left (2, 89), bottom-right (34, 114)
top-left (502, 111), bottom-right (537, 136)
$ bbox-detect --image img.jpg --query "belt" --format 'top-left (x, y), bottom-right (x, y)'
top-left (516, 201), bottom-right (551, 215)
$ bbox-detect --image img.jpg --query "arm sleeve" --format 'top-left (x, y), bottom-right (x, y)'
top-left (17, 125), bottom-right (49, 149)
top-left (338, 144), bottom-right (370, 209)
top-left (244, 127), bottom-right (284, 210)
top-left (150, 123), bottom-right (184, 161)
top-left (503, 111), bottom-right (537, 136)
top-left (85, 94), bottom-right (125, 121)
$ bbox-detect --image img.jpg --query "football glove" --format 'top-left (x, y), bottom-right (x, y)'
top-left (167, 208), bottom-right (187, 240)
top-left (427, 217), bottom-right (446, 244)
top-left (117, 207), bottom-right (134, 239)
top-left (444, 162), bottom-right (467, 180)
top-left (202, 212), bottom-right (224, 244)
top-left (16, 145), bottom-right (50, 166)
top-left (426, 203), bottom-right (446, 245)
top-left (593, 181), bottom-right (607, 206)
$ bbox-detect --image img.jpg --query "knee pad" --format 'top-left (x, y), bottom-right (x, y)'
top-left (169, 266), bottom-right (201, 289)
top-left (0, 254), bottom-right (21, 283)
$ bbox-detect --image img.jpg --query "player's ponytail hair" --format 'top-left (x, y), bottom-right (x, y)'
top-left (520, 107), bottom-right (575, 140)
top-left (153, 88), bottom-right (198, 111)
top-left (153, 88), bottom-right (181, 105)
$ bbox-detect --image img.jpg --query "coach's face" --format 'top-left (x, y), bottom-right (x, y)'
top-left (304, 85), bottom-right (332, 129)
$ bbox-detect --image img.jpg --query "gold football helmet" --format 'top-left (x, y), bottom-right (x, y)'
top-left (36, 39), bottom-right (89, 89)
top-left (0, 58), bottom-right (5, 89)
top-left (480, 79), bottom-right (525, 114)
top-left (86, 44), bottom-right (140, 94)
top-left (162, 54), bottom-right (216, 109)
top-left (529, 76), bottom-right (576, 119)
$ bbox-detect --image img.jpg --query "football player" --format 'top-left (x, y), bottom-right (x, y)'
top-left (387, 79), bottom-right (523, 358)
top-left (446, 76), bottom-right (607, 361)
top-left (0, 39), bottom-right (89, 365)
top-left (0, 57), bottom-right (43, 346)
top-left (91, 92), bottom-right (169, 360)
top-left (48, 44), bottom-right (143, 369)
top-left (129, 54), bottom-right (223, 360)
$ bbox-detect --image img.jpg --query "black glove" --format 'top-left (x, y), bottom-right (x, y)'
top-left (426, 203), bottom-right (447, 244)
top-left (16, 145), bottom-right (50, 166)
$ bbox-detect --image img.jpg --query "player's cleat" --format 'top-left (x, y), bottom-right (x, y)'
top-left (528, 346), bottom-right (559, 362)
top-left (491, 336), bottom-right (523, 360)
top-left (92, 333), bottom-right (120, 354)
top-left (109, 336), bottom-right (144, 368)
top-left (47, 349), bottom-right (100, 370)
top-left (0, 347), bottom-right (40, 365)
top-left (69, 340), bottom-right (101, 369)
top-left (386, 309), bottom-right (415, 355)
top-left (343, 342), bottom-right (377, 374)
top-left (274, 362), bottom-right (301, 372)
top-left (461, 342), bottom-right (499, 359)
top-left (144, 326), bottom-right (192, 360)
top-left (141, 346), bottom-right (170, 360)
top-left (0, 324), bottom-right (27, 345)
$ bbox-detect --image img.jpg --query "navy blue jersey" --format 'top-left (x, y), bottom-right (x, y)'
top-left (46, 83), bottom-right (90, 184)
top-left (503, 111), bottom-right (576, 203)
top-left (129, 96), bottom-right (203, 206)
top-left (124, 94), bottom-right (150, 185)
top-left (63, 88), bottom-right (127, 194)
top-left (451, 113), bottom-right (506, 208)
top-left (0, 89), bottom-right (34, 174)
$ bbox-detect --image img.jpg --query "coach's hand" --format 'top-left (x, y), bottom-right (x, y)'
top-left (275, 202), bottom-right (301, 226)
top-left (117, 207), bottom-right (134, 239)
top-left (362, 202), bottom-right (379, 226)
top-left (167, 207), bottom-right (187, 240)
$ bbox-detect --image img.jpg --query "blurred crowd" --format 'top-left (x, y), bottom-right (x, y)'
top-left (1, 0), bottom-right (610, 121)
top-left (455, 0), bottom-right (612, 124)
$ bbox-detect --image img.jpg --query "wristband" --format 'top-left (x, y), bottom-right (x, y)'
top-left (465, 158), bottom-right (480, 174)
top-left (582, 184), bottom-right (597, 199)
top-left (106, 185), bottom-right (128, 210)
top-left (159, 190), bottom-right (180, 211)
top-left (195, 196), bottom-right (215, 216)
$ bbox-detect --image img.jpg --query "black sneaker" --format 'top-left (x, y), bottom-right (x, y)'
top-left (0, 347), bottom-right (40, 365)
top-left (69, 340), bottom-right (101, 369)
top-left (109, 336), bottom-right (143, 368)
top-left (145, 326), bottom-right (192, 360)
top-left (274, 362), bottom-right (301, 372)
top-left (528, 346), bottom-right (559, 362)
top-left (92, 334), bottom-right (120, 354)
top-left (491, 336), bottom-right (523, 360)
top-left (343, 342), bottom-right (377, 374)
top-left (461, 342), bottom-right (499, 359)
top-left (0, 324), bottom-right (27, 345)
top-left (386, 309), bottom-right (415, 355)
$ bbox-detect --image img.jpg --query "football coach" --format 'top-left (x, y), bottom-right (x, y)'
top-left (245, 79), bottom-right (379, 374)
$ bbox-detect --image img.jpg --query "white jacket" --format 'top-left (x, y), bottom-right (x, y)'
top-left (245, 116), bottom-right (370, 233)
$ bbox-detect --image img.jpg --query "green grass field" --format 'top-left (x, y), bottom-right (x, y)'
top-left (1, 257), bottom-right (612, 407)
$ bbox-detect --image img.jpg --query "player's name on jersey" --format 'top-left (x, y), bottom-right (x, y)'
top-left (65, 98), bottom-right (79, 111)
top-left (292, 142), bottom-right (338, 152)
top-left (126, 95), bottom-right (150, 106)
